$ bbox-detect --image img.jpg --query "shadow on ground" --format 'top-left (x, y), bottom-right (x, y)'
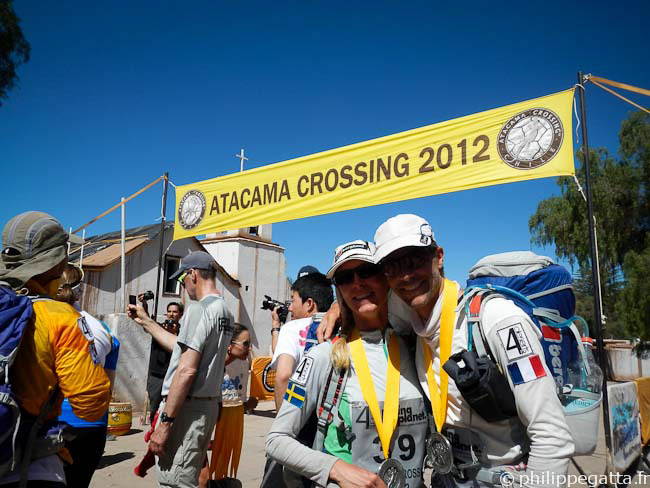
top-left (97, 452), bottom-right (136, 469)
top-left (249, 410), bottom-right (275, 419)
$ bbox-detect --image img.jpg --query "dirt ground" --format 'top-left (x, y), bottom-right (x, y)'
top-left (90, 401), bottom-right (646, 487)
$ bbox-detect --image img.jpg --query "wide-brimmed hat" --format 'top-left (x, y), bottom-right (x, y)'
top-left (326, 240), bottom-right (376, 279)
top-left (0, 211), bottom-right (83, 288)
top-left (374, 214), bottom-right (436, 263)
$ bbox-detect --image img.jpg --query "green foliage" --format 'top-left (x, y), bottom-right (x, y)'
top-left (615, 246), bottom-right (650, 342)
top-left (0, 0), bottom-right (30, 104)
top-left (529, 111), bottom-right (650, 340)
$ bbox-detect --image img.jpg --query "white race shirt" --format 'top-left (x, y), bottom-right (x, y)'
top-left (270, 317), bottom-right (313, 370)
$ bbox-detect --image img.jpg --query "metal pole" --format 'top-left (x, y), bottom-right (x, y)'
top-left (577, 71), bottom-right (613, 456)
top-left (79, 229), bottom-right (86, 268)
top-left (153, 172), bottom-right (169, 320)
top-left (121, 197), bottom-right (126, 313)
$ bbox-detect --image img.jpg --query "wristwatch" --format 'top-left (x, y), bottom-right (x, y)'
top-left (271, 327), bottom-right (281, 334)
top-left (160, 412), bottom-right (175, 424)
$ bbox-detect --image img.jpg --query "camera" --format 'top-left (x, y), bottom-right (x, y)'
top-left (162, 318), bottom-right (179, 333)
top-left (261, 295), bottom-right (290, 323)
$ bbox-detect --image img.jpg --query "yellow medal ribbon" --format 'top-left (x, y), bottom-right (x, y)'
top-left (349, 328), bottom-right (400, 459)
top-left (422, 278), bottom-right (459, 432)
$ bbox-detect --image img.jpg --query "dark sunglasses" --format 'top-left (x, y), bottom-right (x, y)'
top-left (382, 247), bottom-right (433, 278)
top-left (231, 340), bottom-right (251, 348)
top-left (333, 263), bottom-right (382, 286)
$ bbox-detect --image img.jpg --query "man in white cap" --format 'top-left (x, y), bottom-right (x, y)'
top-left (321, 214), bottom-right (574, 487)
top-left (128, 250), bottom-right (234, 488)
top-left (0, 211), bottom-right (110, 487)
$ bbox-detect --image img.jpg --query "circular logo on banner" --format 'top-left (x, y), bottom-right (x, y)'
top-left (497, 108), bottom-right (564, 170)
top-left (262, 362), bottom-right (276, 392)
top-left (178, 190), bottom-right (206, 230)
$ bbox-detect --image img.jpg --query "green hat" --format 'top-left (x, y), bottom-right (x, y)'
top-left (0, 211), bottom-right (83, 288)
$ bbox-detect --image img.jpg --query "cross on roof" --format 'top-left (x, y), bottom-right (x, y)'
top-left (235, 148), bottom-right (248, 172)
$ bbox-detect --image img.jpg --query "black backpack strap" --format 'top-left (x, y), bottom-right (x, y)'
top-left (313, 364), bottom-right (349, 451)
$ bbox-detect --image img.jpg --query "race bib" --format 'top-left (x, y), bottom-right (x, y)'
top-left (349, 398), bottom-right (427, 488)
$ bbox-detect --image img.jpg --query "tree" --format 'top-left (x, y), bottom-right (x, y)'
top-left (529, 111), bottom-right (650, 341)
top-left (0, 0), bottom-right (30, 104)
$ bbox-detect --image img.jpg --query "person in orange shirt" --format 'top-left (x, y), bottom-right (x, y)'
top-left (0, 211), bottom-right (111, 488)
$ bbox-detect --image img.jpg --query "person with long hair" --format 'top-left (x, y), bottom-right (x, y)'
top-left (266, 240), bottom-right (428, 488)
top-left (56, 263), bottom-right (120, 488)
top-left (205, 323), bottom-right (258, 486)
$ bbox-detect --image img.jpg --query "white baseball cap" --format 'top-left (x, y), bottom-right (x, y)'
top-left (374, 214), bottom-right (436, 263)
top-left (326, 240), bottom-right (376, 279)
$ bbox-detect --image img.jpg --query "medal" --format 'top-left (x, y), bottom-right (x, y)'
top-left (425, 432), bottom-right (454, 474)
top-left (378, 458), bottom-right (405, 488)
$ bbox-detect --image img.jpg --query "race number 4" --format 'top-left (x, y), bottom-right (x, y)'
top-left (290, 357), bottom-right (314, 386)
top-left (497, 323), bottom-right (533, 361)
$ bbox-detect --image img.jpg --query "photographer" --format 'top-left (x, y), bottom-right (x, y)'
top-left (268, 265), bottom-right (319, 355)
top-left (143, 298), bottom-right (184, 421)
top-left (270, 272), bottom-right (333, 411)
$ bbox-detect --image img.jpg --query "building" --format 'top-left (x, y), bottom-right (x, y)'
top-left (68, 222), bottom-right (241, 409)
top-left (202, 223), bottom-right (291, 355)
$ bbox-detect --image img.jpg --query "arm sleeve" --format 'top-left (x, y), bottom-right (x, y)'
top-left (482, 300), bottom-right (575, 485)
top-left (179, 302), bottom-right (210, 353)
top-left (266, 344), bottom-right (339, 487)
top-left (54, 315), bottom-right (111, 422)
top-left (104, 336), bottom-right (120, 371)
top-left (270, 320), bottom-right (302, 368)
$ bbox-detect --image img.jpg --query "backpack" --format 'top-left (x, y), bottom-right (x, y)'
top-left (0, 285), bottom-right (68, 482)
top-left (0, 284), bottom-right (34, 478)
top-left (303, 313), bottom-right (325, 354)
top-left (460, 251), bottom-right (601, 455)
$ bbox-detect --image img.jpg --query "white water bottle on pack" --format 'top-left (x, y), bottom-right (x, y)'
top-left (567, 337), bottom-right (603, 394)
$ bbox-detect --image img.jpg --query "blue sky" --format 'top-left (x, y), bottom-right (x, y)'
top-left (2, 1), bottom-right (648, 285)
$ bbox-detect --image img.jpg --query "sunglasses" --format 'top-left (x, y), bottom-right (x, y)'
top-left (333, 263), bottom-right (382, 286)
top-left (177, 271), bottom-right (189, 286)
top-left (231, 340), bottom-right (251, 348)
top-left (382, 247), bottom-right (433, 278)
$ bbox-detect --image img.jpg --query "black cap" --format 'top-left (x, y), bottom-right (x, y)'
top-left (170, 251), bottom-right (218, 280)
top-left (297, 265), bottom-right (319, 280)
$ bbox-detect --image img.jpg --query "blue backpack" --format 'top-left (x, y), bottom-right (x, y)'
top-left (464, 251), bottom-right (589, 390)
top-left (461, 252), bottom-right (600, 455)
top-left (0, 286), bottom-right (69, 481)
top-left (0, 284), bottom-right (34, 477)
top-left (303, 313), bottom-right (325, 354)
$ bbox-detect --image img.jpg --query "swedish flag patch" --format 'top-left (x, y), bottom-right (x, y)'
top-left (284, 381), bottom-right (306, 408)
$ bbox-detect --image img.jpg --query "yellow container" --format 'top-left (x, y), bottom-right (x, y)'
top-left (107, 402), bottom-right (132, 436)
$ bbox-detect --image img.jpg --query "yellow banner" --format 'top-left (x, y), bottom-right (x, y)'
top-left (174, 89), bottom-right (575, 239)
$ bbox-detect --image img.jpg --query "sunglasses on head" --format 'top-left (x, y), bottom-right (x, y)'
top-left (382, 247), bottom-right (434, 278)
top-left (333, 263), bottom-right (382, 286)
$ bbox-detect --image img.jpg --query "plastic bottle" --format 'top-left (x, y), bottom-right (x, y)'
top-left (565, 337), bottom-right (603, 394)
top-left (582, 337), bottom-right (603, 394)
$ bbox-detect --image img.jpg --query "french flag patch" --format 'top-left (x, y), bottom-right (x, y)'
top-left (507, 354), bottom-right (547, 385)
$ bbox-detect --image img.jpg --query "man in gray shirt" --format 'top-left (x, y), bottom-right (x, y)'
top-left (128, 251), bottom-right (234, 487)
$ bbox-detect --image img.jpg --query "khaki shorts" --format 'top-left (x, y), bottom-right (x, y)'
top-left (156, 398), bottom-right (220, 488)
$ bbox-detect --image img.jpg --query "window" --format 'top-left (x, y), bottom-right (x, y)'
top-left (248, 226), bottom-right (258, 235)
top-left (164, 256), bottom-right (181, 295)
